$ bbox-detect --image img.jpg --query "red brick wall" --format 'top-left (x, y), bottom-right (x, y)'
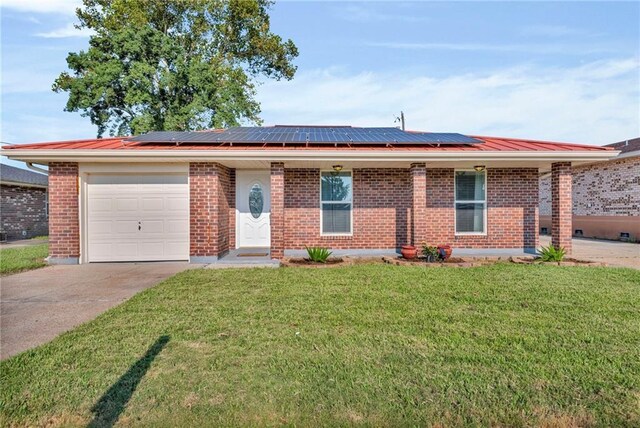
top-left (217, 165), bottom-right (232, 255)
top-left (425, 168), bottom-right (539, 249)
top-left (551, 162), bottom-right (572, 253)
top-left (282, 167), bottom-right (538, 251)
top-left (189, 162), bottom-right (232, 259)
top-left (410, 163), bottom-right (427, 245)
top-left (1, 184), bottom-right (48, 240)
top-left (48, 162), bottom-right (79, 260)
top-left (270, 162), bottom-right (285, 258)
top-left (284, 168), bottom-right (411, 249)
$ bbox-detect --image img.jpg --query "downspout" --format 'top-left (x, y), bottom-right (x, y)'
top-left (26, 162), bottom-right (48, 175)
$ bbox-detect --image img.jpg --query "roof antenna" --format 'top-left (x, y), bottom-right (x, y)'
top-left (394, 111), bottom-right (405, 131)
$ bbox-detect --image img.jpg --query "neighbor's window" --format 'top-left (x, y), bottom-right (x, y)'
top-left (455, 170), bottom-right (486, 234)
top-left (321, 171), bottom-right (352, 234)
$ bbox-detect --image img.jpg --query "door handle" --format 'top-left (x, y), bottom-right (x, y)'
top-left (138, 221), bottom-right (141, 231)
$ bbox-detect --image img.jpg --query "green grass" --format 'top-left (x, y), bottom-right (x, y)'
top-left (0, 243), bottom-right (48, 275)
top-left (1, 264), bottom-right (639, 427)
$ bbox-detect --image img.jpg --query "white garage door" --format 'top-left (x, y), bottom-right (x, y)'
top-left (87, 174), bottom-right (189, 262)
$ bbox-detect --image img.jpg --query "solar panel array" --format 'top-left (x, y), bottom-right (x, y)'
top-left (129, 127), bottom-right (483, 145)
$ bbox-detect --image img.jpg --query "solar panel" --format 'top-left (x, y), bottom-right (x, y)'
top-left (128, 127), bottom-right (483, 145)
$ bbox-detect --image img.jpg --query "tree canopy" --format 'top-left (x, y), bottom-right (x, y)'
top-left (53, 0), bottom-right (298, 137)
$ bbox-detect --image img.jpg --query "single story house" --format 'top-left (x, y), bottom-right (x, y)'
top-left (540, 137), bottom-right (639, 241)
top-left (1, 126), bottom-right (617, 264)
top-left (0, 163), bottom-right (49, 241)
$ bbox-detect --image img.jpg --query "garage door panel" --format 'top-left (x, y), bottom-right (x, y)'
top-left (87, 173), bottom-right (189, 262)
top-left (88, 220), bottom-right (113, 235)
top-left (141, 197), bottom-right (164, 211)
top-left (116, 198), bottom-right (138, 211)
top-left (89, 198), bottom-right (112, 213)
top-left (140, 220), bottom-right (165, 234)
top-left (167, 219), bottom-right (189, 233)
top-left (167, 197), bottom-right (188, 211)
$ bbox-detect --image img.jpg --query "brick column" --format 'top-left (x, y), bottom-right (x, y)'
top-left (270, 162), bottom-right (285, 259)
top-left (551, 162), bottom-right (572, 254)
top-left (48, 162), bottom-right (79, 264)
top-left (410, 163), bottom-right (427, 246)
top-left (189, 162), bottom-right (231, 263)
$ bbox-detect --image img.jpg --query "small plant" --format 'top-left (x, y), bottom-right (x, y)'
top-left (305, 246), bottom-right (332, 263)
top-left (421, 244), bottom-right (440, 262)
top-left (539, 244), bottom-right (566, 262)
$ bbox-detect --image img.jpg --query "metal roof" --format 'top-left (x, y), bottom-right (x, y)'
top-left (0, 163), bottom-right (48, 187)
top-left (129, 126), bottom-right (484, 145)
top-left (1, 133), bottom-right (614, 153)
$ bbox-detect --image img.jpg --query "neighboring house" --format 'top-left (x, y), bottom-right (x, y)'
top-left (0, 163), bottom-right (48, 241)
top-left (1, 126), bottom-right (617, 264)
top-left (540, 137), bottom-right (640, 241)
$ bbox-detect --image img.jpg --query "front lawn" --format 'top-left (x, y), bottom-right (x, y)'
top-left (1, 264), bottom-right (639, 426)
top-left (0, 243), bottom-right (48, 275)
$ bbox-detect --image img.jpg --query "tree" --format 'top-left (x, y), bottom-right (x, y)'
top-left (53, 0), bottom-right (298, 137)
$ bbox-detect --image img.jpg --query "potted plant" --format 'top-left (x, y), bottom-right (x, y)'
top-left (421, 244), bottom-right (440, 262)
top-left (437, 244), bottom-right (452, 260)
top-left (401, 245), bottom-right (418, 259)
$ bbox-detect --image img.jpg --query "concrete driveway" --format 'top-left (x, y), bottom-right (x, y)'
top-left (540, 236), bottom-right (640, 269)
top-left (1, 262), bottom-right (195, 360)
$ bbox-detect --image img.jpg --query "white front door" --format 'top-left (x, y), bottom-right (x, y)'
top-left (236, 170), bottom-right (271, 248)
top-left (86, 174), bottom-right (189, 262)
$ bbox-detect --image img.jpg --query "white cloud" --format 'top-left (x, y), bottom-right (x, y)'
top-left (1, 0), bottom-right (81, 15)
top-left (337, 4), bottom-right (428, 23)
top-left (520, 24), bottom-right (587, 38)
top-left (35, 23), bottom-right (94, 38)
top-left (366, 41), bottom-right (617, 55)
top-left (257, 58), bottom-right (640, 146)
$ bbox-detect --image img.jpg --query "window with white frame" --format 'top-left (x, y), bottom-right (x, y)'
top-left (320, 171), bottom-right (352, 234)
top-left (455, 170), bottom-right (486, 234)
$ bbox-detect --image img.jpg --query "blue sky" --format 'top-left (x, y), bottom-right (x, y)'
top-left (1, 1), bottom-right (639, 168)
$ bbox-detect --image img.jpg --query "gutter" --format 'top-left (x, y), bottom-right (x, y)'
top-left (26, 162), bottom-right (48, 175)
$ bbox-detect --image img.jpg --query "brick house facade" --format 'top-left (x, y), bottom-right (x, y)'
top-left (0, 164), bottom-right (48, 241)
top-left (2, 127), bottom-right (617, 264)
top-left (540, 138), bottom-right (640, 241)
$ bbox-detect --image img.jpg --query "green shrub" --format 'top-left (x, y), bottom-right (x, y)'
top-left (421, 244), bottom-right (440, 262)
top-left (539, 244), bottom-right (566, 262)
top-left (305, 246), bottom-right (332, 263)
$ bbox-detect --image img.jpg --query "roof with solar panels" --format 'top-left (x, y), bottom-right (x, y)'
top-left (1, 125), bottom-right (614, 152)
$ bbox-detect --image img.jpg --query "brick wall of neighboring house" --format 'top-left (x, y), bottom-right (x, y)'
top-left (189, 162), bottom-right (233, 260)
top-left (540, 156), bottom-right (640, 216)
top-left (540, 156), bottom-right (640, 240)
top-left (425, 168), bottom-right (539, 249)
top-left (48, 162), bottom-right (79, 260)
top-left (0, 184), bottom-right (48, 240)
top-left (282, 167), bottom-right (538, 251)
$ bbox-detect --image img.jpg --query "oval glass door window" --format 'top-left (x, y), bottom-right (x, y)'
top-left (249, 183), bottom-right (264, 219)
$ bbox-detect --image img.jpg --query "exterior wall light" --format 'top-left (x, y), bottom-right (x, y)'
top-left (332, 165), bottom-right (344, 172)
top-left (474, 165), bottom-right (486, 172)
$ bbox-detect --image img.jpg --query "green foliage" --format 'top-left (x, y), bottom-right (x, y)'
top-left (421, 244), bottom-right (440, 260)
top-left (1, 265), bottom-right (639, 426)
top-left (0, 244), bottom-right (48, 275)
top-left (305, 246), bottom-right (332, 263)
top-left (539, 244), bottom-right (567, 262)
top-left (53, 0), bottom-right (298, 137)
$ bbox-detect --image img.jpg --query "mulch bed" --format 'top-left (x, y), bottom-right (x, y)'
top-left (281, 255), bottom-right (607, 268)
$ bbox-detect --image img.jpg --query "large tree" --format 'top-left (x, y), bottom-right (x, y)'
top-left (53, 0), bottom-right (298, 137)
